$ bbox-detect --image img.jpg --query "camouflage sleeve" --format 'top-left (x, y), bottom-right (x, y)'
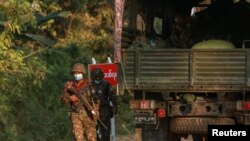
top-left (64, 81), bottom-right (73, 92)
top-left (60, 93), bottom-right (70, 104)
top-left (60, 81), bottom-right (73, 104)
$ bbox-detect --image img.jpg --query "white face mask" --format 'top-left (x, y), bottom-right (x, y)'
top-left (74, 74), bottom-right (83, 81)
top-left (94, 80), bottom-right (102, 84)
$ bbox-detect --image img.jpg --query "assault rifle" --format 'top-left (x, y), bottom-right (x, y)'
top-left (66, 83), bottom-right (107, 129)
top-left (66, 83), bottom-right (97, 116)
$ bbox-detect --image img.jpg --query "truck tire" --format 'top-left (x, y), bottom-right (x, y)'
top-left (170, 117), bottom-right (235, 134)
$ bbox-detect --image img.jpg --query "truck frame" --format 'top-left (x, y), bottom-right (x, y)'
top-left (120, 48), bottom-right (250, 141)
top-left (118, 0), bottom-right (250, 140)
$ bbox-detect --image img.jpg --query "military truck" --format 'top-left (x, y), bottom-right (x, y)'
top-left (119, 0), bottom-right (250, 141)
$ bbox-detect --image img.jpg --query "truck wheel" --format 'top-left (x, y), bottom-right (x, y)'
top-left (170, 117), bottom-right (235, 134)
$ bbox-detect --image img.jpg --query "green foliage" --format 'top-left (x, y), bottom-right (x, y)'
top-left (0, 0), bottom-right (35, 27)
top-left (0, 0), bottom-right (133, 140)
top-left (115, 94), bottom-right (135, 136)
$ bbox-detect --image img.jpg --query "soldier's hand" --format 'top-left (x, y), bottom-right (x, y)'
top-left (69, 95), bottom-right (79, 102)
top-left (91, 110), bottom-right (99, 118)
top-left (65, 82), bottom-right (77, 93)
top-left (65, 82), bottom-right (73, 89)
top-left (112, 106), bottom-right (117, 115)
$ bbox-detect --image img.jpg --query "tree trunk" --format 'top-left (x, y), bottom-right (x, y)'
top-left (114, 0), bottom-right (125, 63)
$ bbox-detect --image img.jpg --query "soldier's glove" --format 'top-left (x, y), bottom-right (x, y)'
top-left (60, 94), bottom-right (70, 104)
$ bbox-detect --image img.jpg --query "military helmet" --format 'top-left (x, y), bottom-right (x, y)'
top-left (90, 68), bottom-right (104, 80)
top-left (71, 63), bottom-right (86, 74)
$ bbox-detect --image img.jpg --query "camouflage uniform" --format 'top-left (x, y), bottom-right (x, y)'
top-left (90, 68), bottom-right (118, 141)
top-left (61, 63), bottom-right (97, 141)
top-left (70, 109), bottom-right (96, 141)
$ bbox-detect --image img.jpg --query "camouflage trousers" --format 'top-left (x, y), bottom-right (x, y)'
top-left (70, 109), bottom-right (97, 141)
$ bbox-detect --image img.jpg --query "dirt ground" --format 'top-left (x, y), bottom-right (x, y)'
top-left (115, 135), bottom-right (135, 141)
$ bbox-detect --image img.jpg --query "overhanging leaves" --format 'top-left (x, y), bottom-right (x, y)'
top-left (24, 33), bottom-right (56, 46)
top-left (36, 11), bottom-right (71, 25)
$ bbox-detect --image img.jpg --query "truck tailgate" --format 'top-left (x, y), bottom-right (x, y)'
top-left (121, 49), bottom-right (250, 91)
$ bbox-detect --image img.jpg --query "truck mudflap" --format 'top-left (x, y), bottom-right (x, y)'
top-left (135, 128), bottom-right (167, 141)
top-left (170, 117), bottom-right (235, 134)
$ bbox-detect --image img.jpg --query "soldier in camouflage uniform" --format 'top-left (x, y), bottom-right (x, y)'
top-left (61, 63), bottom-right (98, 141)
top-left (90, 68), bottom-right (118, 141)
